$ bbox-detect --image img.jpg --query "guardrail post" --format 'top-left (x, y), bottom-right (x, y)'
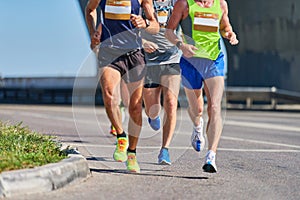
top-left (246, 97), bottom-right (252, 109)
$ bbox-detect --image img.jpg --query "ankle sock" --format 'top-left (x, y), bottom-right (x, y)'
top-left (117, 131), bottom-right (126, 138)
top-left (127, 148), bottom-right (136, 154)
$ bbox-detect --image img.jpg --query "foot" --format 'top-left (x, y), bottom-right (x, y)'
top-left (148, 116), bottom-right (161, 131)
top-left (191, 117), bottom-right (205, 152)
top-left (158, 148), bottom-right (171, 165)
top-left (113, 135), bottom-right (128, 162)
top-left (126, 152), bottom-right (140, 173)
top-left (202, 150), bottom-right (217, 173)
top-left (110, 125), bottom-right (117, 136)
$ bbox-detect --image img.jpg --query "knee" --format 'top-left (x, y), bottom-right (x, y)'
top-left (103, 93), bottom-right (119, 108)
top-left (208, 103), bottom-right (221, 116)
top-left (189, 104), bottom-right (204, 116)
top-left (164, 97), bottom-right (178, 114)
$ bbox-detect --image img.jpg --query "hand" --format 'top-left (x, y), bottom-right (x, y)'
top-left (130, 14), bottom-right (146, 29)
top-left (181, 43), bottom-right (198, 58)
top-left (90, 31), bottom-right (101, 50)
top-left (143, 41), bottom-right (159, 53)
top-left (224, 31), bottom-right (239, 45)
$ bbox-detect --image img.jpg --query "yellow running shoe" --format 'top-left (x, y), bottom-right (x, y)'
top-left (110, 125), bottom-right (117, 136)
top-left (113, 135), bottom-right (128, 162)
top-left (126, 152), bottom-right (140, 173)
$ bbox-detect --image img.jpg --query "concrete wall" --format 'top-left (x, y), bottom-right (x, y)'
top-left (226, 0), bottom-right (300, 92)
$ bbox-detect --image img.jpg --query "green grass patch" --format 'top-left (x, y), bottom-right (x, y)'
top-left (0, 121), bottom-right (67, 173)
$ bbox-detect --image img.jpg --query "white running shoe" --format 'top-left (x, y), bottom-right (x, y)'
top-left (191, 117), bottom-right (205, 152)
top-left (202, 150), bottom-right (217, 173)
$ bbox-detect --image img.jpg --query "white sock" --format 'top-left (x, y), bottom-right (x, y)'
top-left (206, 150), bottom-right (216, 161)
top-left (194, 117), bottom-right (204, 132)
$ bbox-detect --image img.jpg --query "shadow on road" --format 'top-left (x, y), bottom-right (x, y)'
top-left (90, 168), bottom-right (209, 180)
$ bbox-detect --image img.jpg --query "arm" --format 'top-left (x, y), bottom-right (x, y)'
top-left (165, 0), bottom-right (197, 58)
top-left (85, 0), bottom-right (101, 49)
top-left (219, 0), bottom-right (238, 45)
top-left (130, 0), bottom-right (159, 34)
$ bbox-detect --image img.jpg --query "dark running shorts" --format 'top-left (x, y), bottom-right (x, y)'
top-left (144, 63), bottom-right (181, 88)
top-left (98, 48), bottom-right (146, 83)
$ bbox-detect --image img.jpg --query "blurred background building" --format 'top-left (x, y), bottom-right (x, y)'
top-left (226, 0), bottom-right (300, 92)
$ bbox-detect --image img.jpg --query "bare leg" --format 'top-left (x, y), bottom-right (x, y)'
top-left (143, 86), bottom-right (161, 119)
top-left (100, 67), bottom-right (123, 134)
top-left (161, 74), bottom-right (180, 148)
top-left (184, 88), bottom-right (204, 127)
top-left (120, 79), bottom-right (130, 108)
top-left (204, 76), bottom-right (224, 153)
top-left (127, 79), bottom-right (144, 150)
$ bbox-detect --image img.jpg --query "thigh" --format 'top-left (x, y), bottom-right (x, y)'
top-left (143, 86), bottom-right (162, 109)
top-left (204, 76), bottom-right (224, 107)
top-left (127, 78), bottom-right (145, 106)
top-left (99, 66), bottom-right (122, 102)
top-left (161, 74), bottom-right (181, 99)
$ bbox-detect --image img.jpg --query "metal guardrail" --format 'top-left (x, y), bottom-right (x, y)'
top-left (0, 88), bottom-right (103, 105)
top-left (225, 86), bottom-right (300, 109)
top-left (1, 87), bottom-right (300, 110)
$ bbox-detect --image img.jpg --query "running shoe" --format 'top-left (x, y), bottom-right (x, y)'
top-left (148, 116), bottom-right (161, 131)
top-left (110, 125), bottom-right (117, 136)
top-left (202, 150), bottom-right (217, 173)
top-left (126, 152), bottom-right (140, 173)
top-left (191, 117), bottom-right (205, 152)
top-left (113, 135), bottom-right (128, 162)
top-left (158, 148), bottom-right (171, 165)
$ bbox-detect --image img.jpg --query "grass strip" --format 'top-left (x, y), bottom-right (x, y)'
top-left (0, 121), bottom-right (67, 173)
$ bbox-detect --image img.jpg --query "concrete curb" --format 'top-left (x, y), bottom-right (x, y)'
top-left (0, 154), bottom-right (90, 198)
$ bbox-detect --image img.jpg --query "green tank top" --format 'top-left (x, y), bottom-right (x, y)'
top-left (185, 0), bottom-right (222, 60)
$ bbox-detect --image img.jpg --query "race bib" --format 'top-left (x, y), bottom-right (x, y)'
top-left (193, 12), bottom-right (219, 32)
top-left (105, 0), bottom-right (131, 20)
top-left (157, 10), bottom-right (168, 24)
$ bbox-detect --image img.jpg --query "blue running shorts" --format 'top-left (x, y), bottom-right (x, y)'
top-left (180, 52), bottom-right (224, 89)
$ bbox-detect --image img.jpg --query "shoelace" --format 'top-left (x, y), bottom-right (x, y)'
top-left (206, 154), bottom-right (215, 163)
top-left (127, 154), bottom-right (136, 165)
top-left (117, 138), bottom-right (127, 151)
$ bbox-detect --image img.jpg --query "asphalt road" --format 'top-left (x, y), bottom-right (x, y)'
top-left (0, 104), bottom-right (299, 200)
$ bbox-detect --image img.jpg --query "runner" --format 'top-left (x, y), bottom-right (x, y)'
top-left (85, 0), bottom-right (159, 173)
top-left (142, 0), bottom-right (181, 165)
top-left (165, 0), bottom-right (238, 172)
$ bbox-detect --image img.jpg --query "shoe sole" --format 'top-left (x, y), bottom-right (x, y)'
top-left (202, 164), bottom-right (217, 173)
top-left (127, 169), bottom-right (140, 173)
top-left (158, 160), bottom-right (171, 165)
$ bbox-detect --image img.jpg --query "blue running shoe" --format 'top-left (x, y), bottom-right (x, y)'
top-left (158, 148), bottom-right (171, 165)
top-left (148, 116), bottom-right (161, 131)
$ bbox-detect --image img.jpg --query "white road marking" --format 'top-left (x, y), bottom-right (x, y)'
top-left (222, 136), bottom-right (300, 149)
top-left (225, 120), bottom-right (300, 132)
